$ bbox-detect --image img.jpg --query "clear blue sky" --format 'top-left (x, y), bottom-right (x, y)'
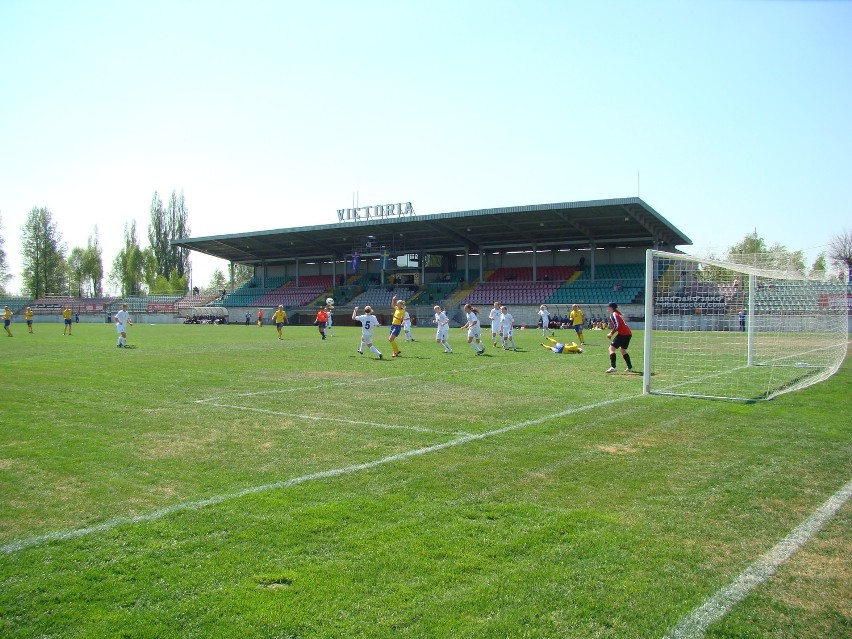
top-left (1, 0), bottom-right (850, 294)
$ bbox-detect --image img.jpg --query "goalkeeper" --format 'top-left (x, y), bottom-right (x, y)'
top-left (540, 337), bottom-right (583, 354)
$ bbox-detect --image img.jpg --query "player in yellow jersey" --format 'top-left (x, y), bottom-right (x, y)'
top-left (272, 305), bottom-right (288, 339)
top-left (388, 295), bottom-right (406, 357)
top-left (62, 306), bottom-right (72, 335)
top-left (568, 304), bottom-right (586, 345)
top-left (3, 306), bottom-right (12, 337)
top-left (25, 307), bottom-right (34, 333)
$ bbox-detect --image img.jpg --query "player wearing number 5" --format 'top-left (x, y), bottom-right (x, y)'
top-left (353, 305), bottom-right (383, 359)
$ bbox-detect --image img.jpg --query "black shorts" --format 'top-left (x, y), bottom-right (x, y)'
top-left (611, 333), bottom-right (632, 350)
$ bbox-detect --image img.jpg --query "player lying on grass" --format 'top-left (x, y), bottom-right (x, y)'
top-left (540, 337), bottom-right (583, 354)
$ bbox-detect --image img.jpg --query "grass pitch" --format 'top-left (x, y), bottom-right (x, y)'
top-left (0, 321), bottom-right (849, 638)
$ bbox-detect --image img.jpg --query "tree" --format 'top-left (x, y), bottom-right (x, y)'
top-left (67, 247), bottom-right (86, 297)
top-left (110, 221), bottom-right (147, 297)
top-left (208, 269), bottom-right (227, 292)
top-left (809, 252), bottom-right (828, 278)
top-left (828, 229), bottom-right (852, 283)
top-left (83, 228), bottom-right (104, 296)
top-left (148, 190), bottom-right (191, 281)
top-left (20, 207), bottom-right (67, 299)
top-left (0, 213), bottom-right (10, 295)
top-left (726, 231), bottom-right (805, 273)
top-left (233, 263), bottom-right (253, 289)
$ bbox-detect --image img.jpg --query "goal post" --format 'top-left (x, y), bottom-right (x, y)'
top-left (643, 249), bottom-right (848, 401)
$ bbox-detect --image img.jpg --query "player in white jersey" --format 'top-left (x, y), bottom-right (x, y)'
top-left (115, 303), bottom-right (132, 348)
top-left (325, 305), bottom-right (335, 337)
top-left (402, 311), bottom-right (414, 341)
top-left (538, 304), bottom-right (555, 336)
top-left (461, 304), bottom-right (485, 355)
top-left (433, 305), bottom-right (453, 353)
top-left (499, 305), bottom-right (517, 351)
top-left (488, 301), bottom-right (501, 348)
top-left (352, 305), bottom-right (382, 359)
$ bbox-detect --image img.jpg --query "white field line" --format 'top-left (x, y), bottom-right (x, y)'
top-left (0, 396), bottom-right (631, 555)
top-left (205, 402), bottom-right (470, 436)
top-left (663, 478), bottom-right (852, 639)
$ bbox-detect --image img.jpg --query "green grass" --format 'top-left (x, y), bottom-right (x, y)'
top-left (0, 321), bottom-right (849, 638)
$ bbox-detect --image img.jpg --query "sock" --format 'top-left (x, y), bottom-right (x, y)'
top-left (470, 341), bottom-right (480, 352)
top-left (392, 341), bottom-right (400, 354)
top-left (610, 353), bottom-right (617, 368)
top-left (623, 353), bottom-right (632, 369)
top-left (370, 345), bottom-right (381, 356)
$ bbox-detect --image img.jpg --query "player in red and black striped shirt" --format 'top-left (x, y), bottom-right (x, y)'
top-left (606, 302), bottom-right (633, 373)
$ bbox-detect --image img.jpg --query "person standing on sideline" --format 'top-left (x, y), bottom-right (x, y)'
top-left (245, 312), bottom-right (250, 326)
top-left (272, 305), bottom-right (288, 340)
top-left (63, 305), bottom-right (73, 335)
top-left (500, 305), bottom-right (517, 351)
top-left (3, 306), bottom-right (13, 337)
top-left (488, 301), bottom-right (502, 348)
top-left (315, 305), bottom-right (329, 340)
top-left (325, 303), bottom-right (335, 337)
top-left (353, 305), bottom-right (383, 359)
top-left (402, 309), bottom-right (415, 341)
top-left (388, 295), bottom-right (406, 357)
top-left (116, 303), bottom-right (132, 348)
top-left (569, 304), bottom-right (586, 345)
top-left (25, 307), bottom-right (34, 333)
top-left (538, 304), bottom-right (554, 337)
top-left (605, 302), bottom-right (633, 373)
top-left (257, 308), bottom-right (263, 327)
top-left (738, 308), bottom-right (746, 332)
top-left (433, 305), bottom-right (452, 353)
top-left (461, 303), bottom-right (485, 355)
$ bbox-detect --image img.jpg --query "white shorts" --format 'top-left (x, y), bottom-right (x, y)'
top-left (491, 321), bottom-right (500, 333)
top-left (503, 327), bottom-right (514, 339)
top-left (467, 327), bottom-right (481, 340)
top-left (116, 323), bottom-right (126, 334)
top-left (361, 330), bottom-right (374, 343)
top-left (436, 326), bottom-right (449, 341)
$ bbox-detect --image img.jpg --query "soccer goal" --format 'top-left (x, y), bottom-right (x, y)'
top-left (643, 250), bottom-right (849, 401)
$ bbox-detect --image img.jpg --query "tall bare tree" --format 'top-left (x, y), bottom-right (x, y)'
top-left (828, 229), bottom-right (852, 283)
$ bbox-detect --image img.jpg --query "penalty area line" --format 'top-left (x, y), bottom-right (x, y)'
top-left (1, 395), bottom-right (633, 555)
top-left (663, 478), bottom-right (852, 639)
top-left (205, 402), bottom-right (469, 436)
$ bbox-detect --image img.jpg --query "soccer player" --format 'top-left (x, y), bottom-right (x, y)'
top-left (388, 295), bottom-right (406, 357)
top-left (433, 305), bottom-right (452, 353)
top-left (62, 305), bottom-right (72, 335)
top-left (540, 337), bottom-right (582, 354)
top-left (402, 310), bottom-right (414, 341)
top-left (257, 308), bottom-right (263, 327)
top-left (488, 301), bottom-right (501, 348)
top-left (325, 304), bottom-right (335, 337)
top-left (115, 303), bottom-right (132, 348)
top-left (272, 305), bottom-right (288, 339)
top-left (605, 302), bottom-right (633, 373)
top-left (569, 304), bottom-right (586, 345)
top-left (352, 305), bottom-right (383, 359)
top-left (500, 305), bottom-right (517, 351)
top-left (25, 307), bottom-right (34, 333)
top-left (3, 306), bottom-right (12, 337)
top-left (461, 303), bottom-right (485, 355)
top-left (538, 304), bottom-right (554, 337)
top-left (315, 306), bottom-right (329, 340)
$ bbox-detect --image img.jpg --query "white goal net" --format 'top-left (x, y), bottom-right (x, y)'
top-left (643, 250), bottom-right (849, 401)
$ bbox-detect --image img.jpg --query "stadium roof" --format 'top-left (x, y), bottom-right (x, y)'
top-left (172, 197), bottom-right (691, 265)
